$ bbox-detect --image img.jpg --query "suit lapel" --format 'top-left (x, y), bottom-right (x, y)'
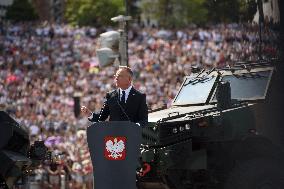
top-left (116, 89), bottom-right (120, 99)
top-left (109, 89), bottom-right (119, 103)
top-left (126, 87), bottom-right (136, 108)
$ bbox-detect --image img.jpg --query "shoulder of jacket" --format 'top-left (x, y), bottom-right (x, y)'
top-left (132, 88), bottom-right (146, 96)
top-left (106, 89), bottom-right (117, 98)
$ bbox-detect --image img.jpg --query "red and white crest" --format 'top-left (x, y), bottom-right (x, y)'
top-left (104, 136), bottom-right (126, 160)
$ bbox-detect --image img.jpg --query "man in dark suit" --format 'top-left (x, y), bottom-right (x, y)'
top-left (81, 66), bottom-right (148, 127)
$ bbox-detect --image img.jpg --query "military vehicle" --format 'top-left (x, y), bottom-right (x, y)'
top-left (138, 62), bottom-right (284, 189)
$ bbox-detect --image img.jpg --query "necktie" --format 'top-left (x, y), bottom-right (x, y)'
top-left (121, 90), bottom-right (126, 104)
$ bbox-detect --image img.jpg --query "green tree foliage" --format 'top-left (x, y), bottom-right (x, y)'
top-left (65, 0), bottom-right (124, 26)
top-left (127, 0), bottom-right (141, 19)
top-left (65, 0), bottom-right (260, 27)
top-left (6, 0), bottom-right (38, 22)
top-left (141, 0), bottom-right (258, 27)
top-left (205, 0), bottom-right (241, 23)
top-left (239, 0), bottom-right (257, 22)
top-left (141, 0), bottom-right (208, 28)
top-left (205, 0), bottom-right (257, 23)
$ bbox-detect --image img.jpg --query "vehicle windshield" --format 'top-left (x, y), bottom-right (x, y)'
top-left (212, 70), bottom-right (272, 101)
top-left (172, 68), bottom-right (273, 106)
top-left (173, 75), bottom-right (217, 105)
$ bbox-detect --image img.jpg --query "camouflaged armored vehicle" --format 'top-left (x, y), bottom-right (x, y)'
top-left (138, 62), bottom-right (284, 189)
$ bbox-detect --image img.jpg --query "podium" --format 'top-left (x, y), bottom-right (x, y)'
top-left (87, 121), bottom-right (142, 189)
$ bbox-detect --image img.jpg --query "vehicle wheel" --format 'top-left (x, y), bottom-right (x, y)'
top-left (164, 169), bottom-right (211, 189)
top-left (164, 169), bottom-right (189, 189)
top-left (225, 158), bottom-right (284, 189)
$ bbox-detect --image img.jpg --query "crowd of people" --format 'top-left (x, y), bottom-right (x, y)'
top-left (0, 21), bottom-right (279, 188)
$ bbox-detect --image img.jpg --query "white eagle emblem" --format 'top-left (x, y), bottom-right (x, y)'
top-left (105, 138), bottom-right (125, 159)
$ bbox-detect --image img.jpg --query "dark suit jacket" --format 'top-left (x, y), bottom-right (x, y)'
top-left (88, 87), bottom-right (148, 127)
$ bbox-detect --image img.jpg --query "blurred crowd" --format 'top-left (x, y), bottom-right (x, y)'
top-left (0, 21), bottom-right (279, 188)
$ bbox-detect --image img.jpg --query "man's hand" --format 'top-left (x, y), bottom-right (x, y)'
top-left (81, 106), bottom-right (92, 116)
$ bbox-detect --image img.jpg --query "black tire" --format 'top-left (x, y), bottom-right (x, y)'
top-left (164, 169), bottom-right (190, 189)
top-left (225, 158), bottom-right (284, 189)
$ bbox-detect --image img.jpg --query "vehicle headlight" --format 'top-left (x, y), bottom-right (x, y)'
top-left (185, 124), bottom-right (191, 130)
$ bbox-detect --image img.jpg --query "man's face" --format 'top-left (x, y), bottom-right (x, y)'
top-left (115, 69), bottom-right (132, 89)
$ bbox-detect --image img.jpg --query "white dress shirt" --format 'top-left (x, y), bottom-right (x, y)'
top-left (119, 86), bottom-right (132, 103)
